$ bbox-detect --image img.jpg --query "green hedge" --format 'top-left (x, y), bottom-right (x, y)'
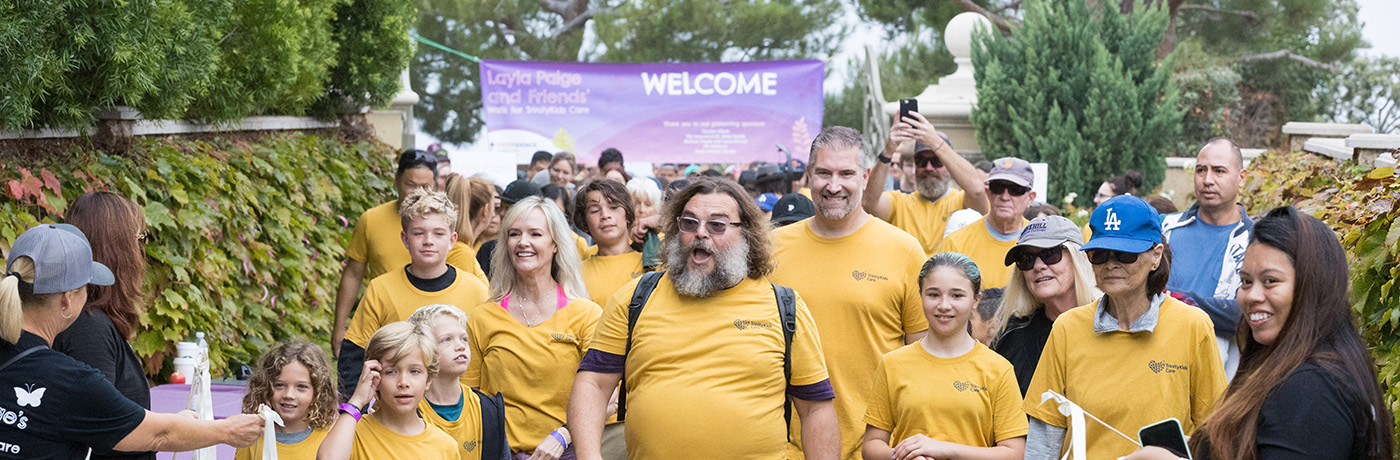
top-left (1240, 150), bottom-right (1400, 444)
top-left (0, 0), bottom-right (413, 131)
top-left (0, 133), bottom-right (397, 378)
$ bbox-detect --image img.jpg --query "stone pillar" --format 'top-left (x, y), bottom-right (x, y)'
top-left (880, 12), bottom-right (993, 159)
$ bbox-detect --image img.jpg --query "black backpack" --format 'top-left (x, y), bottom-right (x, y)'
top-left (472, 388), bottom-right (511, 460)
top-left (615, 272), bottom-right (798, 439)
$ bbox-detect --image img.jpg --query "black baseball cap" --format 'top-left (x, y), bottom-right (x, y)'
top-left (499, 180), bottom-right (543, 204)
top-left (770, 193), bottom-right (816, 225)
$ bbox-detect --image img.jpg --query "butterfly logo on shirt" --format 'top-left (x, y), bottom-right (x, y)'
top-left (952, 380), bottom-right (986, 393)
top-left (550, 333), bottom-right (579, 344)
top-left (14, 384), bottom-right (44, 408)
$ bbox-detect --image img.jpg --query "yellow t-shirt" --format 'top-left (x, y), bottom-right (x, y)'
top-left (883, 189), bottom-right (968, 257)
top-left (580, 251), bottom-right (646, 303)
top-left (935, 217), bottom-right (1027, 289)
top-left (464, 298), bottom-right (601, 453)
top-left (234, 427), bottom-right (330, 460)
top-left (344, 267), bottom-right (490, 347)
top-left (864, 342), bottom-right (1028, 449)
top-left (419, 383), bottom-right (485, 460)
top-left (593, 275), bottom-right (830, 460)
top-left (576, 235), bottom-right (596, 261)
top-left (350, 412), bottom-right (460, 460)
top-left (770, 218), bottom-right (928, 460)
top-left (347, 201), bottom-right (410, 281)
top-left (448, 242), bottom-right (490, 286)
top-left (1022, 296), bottom-right (1226, 460)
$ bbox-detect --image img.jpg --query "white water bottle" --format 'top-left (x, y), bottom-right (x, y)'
top-left (195, 332), bottom-right (208, 362)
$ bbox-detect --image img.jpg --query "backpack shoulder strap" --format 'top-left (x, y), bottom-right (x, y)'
top-left (474, 389), bottom-right (510, 460)
top-left (772, 283), bottom-right (797, 442)
top-left (0, 346), bottom-right (44, 373)
top-left (617, 271), bottom-right (664, 421)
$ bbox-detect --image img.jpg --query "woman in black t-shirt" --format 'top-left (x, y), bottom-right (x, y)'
top-left (991, 215), bottom-right (1100, 395)
top-left (1126, 207), bottom-right (1393, 460)
top-left (1, 224), bottom-right (263, 459)
top-left (52, 192), bottom-right (154, 460)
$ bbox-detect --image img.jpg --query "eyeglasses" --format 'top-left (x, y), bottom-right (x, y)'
top-left (677, 216), bottom-right (742, 235)
top-left (136, 231), bottom-right (148, 242)
top-left (914, 155), bottom-right (943, 169)
top-left (988, 182), bottom-right (1030, 197)
top-left (1086, 249), bottom-right (1141, 265)
top-left (1014, 246), bottom-right (1064, 271)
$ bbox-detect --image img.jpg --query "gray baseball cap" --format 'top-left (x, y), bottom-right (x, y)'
top-left (5, 224), bottom-right (114, 294)
top-left (1003, 216), bottom-right (1083, 266)
top-left (985, 157), bottom-right (1034, 188)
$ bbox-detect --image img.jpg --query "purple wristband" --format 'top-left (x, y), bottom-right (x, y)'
top-left (549, 429), bottom-right (568, 447)
top-left (338, 402), bottom-right (363, 421)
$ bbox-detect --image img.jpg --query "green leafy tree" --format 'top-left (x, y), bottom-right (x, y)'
top-left (972, 0), bottom-right (1183, 201)
top-left (409, 0), bottom-right (843, 144)
top-left (313, 0), bottom-right (417, 116)
top-left (823, 31), bottom-right (956, 131)
top-left (1323, 56), bottom-right (1400, 134)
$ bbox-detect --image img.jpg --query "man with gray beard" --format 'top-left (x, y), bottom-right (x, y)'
top-left (568, 178), bottom-right (839, 460)
top-left (770, 126), bottom-right (931, 460)
top-left (863, 111), bottom-right (989, 256)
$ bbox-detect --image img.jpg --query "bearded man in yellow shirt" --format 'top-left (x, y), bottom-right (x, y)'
top-left (770, 126), bottom-right (929, 460)
top-left (936, 157), bottom-right (1037, 289)
top-left (568, 178), bottom-right (839, 460)
top-left (862, 112), bottom-right (989, 256)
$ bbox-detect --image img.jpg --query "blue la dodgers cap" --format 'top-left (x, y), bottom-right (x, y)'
top-left (1081, 195), bottom-right (1162, 253)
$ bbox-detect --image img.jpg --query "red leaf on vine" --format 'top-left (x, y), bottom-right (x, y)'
top-left (40, 169), bottom-right (60, 193)
top-left (5, 180), bottom-right (22, 199)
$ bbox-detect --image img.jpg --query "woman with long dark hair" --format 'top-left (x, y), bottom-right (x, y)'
top-left (1126, 206), bottom-right (1393, 460)
top-left (53, 191), bottom-right (153, 460)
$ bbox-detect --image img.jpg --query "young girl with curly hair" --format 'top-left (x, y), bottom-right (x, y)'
top-left (236, 339), bottom-right (338, 459)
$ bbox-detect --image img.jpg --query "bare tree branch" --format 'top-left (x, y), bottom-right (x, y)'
top-left (1178, 4), bottom-right (1261, 21)
top-left (1235, 50), bottom-right (1338, 71)
top-left (553, 6), bottom-right (610, 39)
top-left (956, 0), bottom-right (1019, 33)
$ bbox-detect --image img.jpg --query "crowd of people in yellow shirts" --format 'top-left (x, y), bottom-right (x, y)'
top-left (5, 114), bottom-right (1390, 460)
top-left (236, 113), bottom-right (1393, 460)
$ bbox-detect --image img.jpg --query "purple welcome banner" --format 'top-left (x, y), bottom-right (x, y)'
top-left (480, 59), bottom-right (824, 165)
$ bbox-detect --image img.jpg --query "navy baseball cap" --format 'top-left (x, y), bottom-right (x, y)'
top-left (1081, 195), bottom-right (1162, 253)
top-left (771, 193), bottom-right (815, 225)
top-left (6, 224), bottom-right (114, 294)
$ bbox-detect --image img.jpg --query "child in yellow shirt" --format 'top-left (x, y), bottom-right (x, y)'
top-left (319, 322), bottom-right (460, 460)
top-left (862, 253), bottom-right (1028, 460)
top-left (409, 304), bottom-right (510, 460)
top-left (235, 340), bottom-right (337, 460)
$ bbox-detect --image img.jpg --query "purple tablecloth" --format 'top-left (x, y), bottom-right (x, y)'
top-left (150, 383), bottom-right (248, 460)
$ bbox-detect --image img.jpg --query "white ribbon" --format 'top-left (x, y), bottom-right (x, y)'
top-left (1038, 390), bottom-right (1141, 460)
top-left (258, 404), bottom-right (284, 460)
top-left (188, 351), bottom-right (216, 460)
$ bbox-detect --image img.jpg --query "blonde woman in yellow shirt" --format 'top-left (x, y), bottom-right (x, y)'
top-left (466, 196), bottom-right (600, 460)
top-left (862, 253), bottom-right (1027, 460)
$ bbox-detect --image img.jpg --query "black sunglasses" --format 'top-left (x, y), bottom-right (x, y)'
top-left (1086, 249), bottom-right (1141, 265)
top-left (988, 182), bottom-right (1030, 197)
top-left (914, 155), bottom-right (943, 169)
top-left (1014, 246), bottom-right (1065, 271)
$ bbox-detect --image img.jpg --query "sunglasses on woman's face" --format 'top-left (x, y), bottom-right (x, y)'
top-left (1014, 246), bottom-right (1065, 271)
top-left (1086, 249), bottom-right (1142, 265)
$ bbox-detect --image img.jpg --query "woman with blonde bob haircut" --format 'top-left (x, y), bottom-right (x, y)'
top-left (469, 196), bottom-right (601, 460)
top-left (992, 215), bottom-right (1100, 395)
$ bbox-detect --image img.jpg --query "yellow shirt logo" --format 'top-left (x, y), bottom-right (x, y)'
top-left (733, 319), bottom-right (776, 330)
top-left (1148, 360), bottom-right (1188, 374)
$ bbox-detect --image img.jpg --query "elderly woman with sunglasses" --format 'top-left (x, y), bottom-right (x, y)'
top-left (991, 216), bottom-right (1101, 396)
top-left (1021, 196), bottom-right (1227, 460)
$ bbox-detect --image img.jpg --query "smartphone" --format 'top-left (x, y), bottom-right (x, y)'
top-left (1138, 418), bottom-right (1191, 460)
top-left (898, 98), bottom-right (918, 123)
